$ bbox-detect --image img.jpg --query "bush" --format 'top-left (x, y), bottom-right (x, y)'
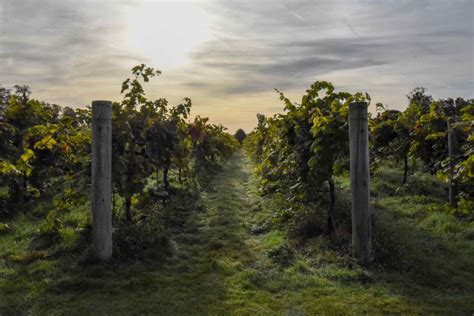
top-left (114, 205), bottom-right (169, 259)
top-left (286, 204), bottom-right (326, 241)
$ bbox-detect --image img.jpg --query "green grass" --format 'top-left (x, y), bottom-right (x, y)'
top-left (0, 186), bottom-right (8, 199)
top-left (0, 153), bottom-right (473, 315)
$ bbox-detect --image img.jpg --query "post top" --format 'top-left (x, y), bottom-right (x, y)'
top-left (349, 102), bottom-right (368, 111)
top-left (92, 100), bottom-right (112, 119)
top-left (92, 100), bottom-right (112, 106)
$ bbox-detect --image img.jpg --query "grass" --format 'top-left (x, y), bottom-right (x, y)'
top-left (0, 152), bottom-right (473, 314)
top-left (0, 186), bottom-right (8, 199)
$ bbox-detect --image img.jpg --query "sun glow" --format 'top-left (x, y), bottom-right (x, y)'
top-left (124, 1), bottom-right (213, 70)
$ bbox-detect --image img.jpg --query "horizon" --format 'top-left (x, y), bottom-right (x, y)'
top-left (1, 0), bottom-right (473, 132)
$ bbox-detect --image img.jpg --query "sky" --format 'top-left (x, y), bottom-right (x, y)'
top-left (1, 0), bottom-right (473, 132)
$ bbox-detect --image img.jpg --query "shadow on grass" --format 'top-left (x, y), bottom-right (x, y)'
top-left (367, 167), bottom-right (474, 312)
top-left (2, 155), bottom-right (473, 315)
top-left (0, 155), bottom-right (258, 315)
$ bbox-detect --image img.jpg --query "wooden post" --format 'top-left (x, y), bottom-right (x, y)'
top-left (92, 100), bottom-right (112, 261)
top-left (349, 102), bottom-right (372, 265)
top-left (447, 121), bottom-right (458, 208)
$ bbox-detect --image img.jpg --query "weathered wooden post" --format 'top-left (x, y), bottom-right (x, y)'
top-left (92, 100), bottom-right (112, 261)
top-left (349, 102), bottom-right (372, 265)
top-left (447, 121), bottom-right (458, 208)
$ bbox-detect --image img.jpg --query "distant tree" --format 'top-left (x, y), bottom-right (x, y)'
top-left (234, 128), bottom-right (247, 144)
top-left (407, 87), bottom-right (433, 114)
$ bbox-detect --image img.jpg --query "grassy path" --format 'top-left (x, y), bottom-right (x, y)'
top-left (56, 151), bottom-right (295, 315)
top-left (152, 152), bottom-right (472, 315)
top-left (2, 152), bottom-right (472, 315)
top-left (46, 152), bottom-right (330, 315)
top-left (3, 152), bottom-right (281, 315)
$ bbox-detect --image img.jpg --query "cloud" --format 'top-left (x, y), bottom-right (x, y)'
top-left (180, 1), bottom-right (472, 109)
top-left (187, 35), bottom-right (393, 95)
top-left (0, 0), bottom-right (472, 132)
top-left (0, 0), bottom-right (141, 104)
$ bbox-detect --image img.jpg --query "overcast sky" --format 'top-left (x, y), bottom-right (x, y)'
top-left (1, 0), bottom-right (473, 131)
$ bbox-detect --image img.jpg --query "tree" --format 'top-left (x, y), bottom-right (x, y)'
top-left (407, 87), bottom-right (433, 114)
top-left (234, 128), bottom-right (247, 144)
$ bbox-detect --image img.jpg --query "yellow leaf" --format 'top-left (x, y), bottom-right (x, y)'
top-left (34, 137), bottom-right (57, 150)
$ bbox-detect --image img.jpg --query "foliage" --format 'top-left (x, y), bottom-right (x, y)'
top-left (245, 81), bottom-right (369, 234)
top-left (371, 88), bottom-right (473, 209)
top-left (1, 152), bottom-right (472, 315)
top-left (0, 86), bottom-right (91, 207)
top-left (109, 64), bottom-right (238, 221)
top-left (234, 128), bottom-right (247, 144)
top-left (0, 64), bottom-right (239, 259)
